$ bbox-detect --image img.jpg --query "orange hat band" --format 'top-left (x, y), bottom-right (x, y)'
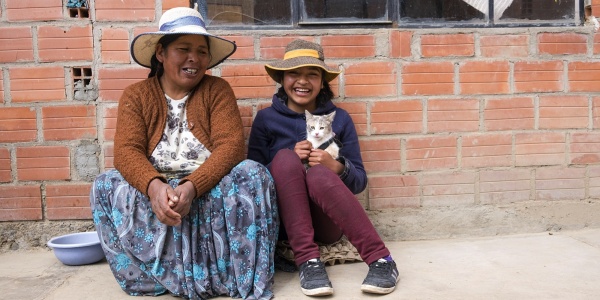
top-left (283, 49), bottom-right (321, 60)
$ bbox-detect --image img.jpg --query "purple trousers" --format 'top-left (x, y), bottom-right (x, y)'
top-left (269, 149), bottom-right (390, 266)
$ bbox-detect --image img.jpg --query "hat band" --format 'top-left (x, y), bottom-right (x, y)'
top-left (160, 15), bottom-right (206, 32)
top-left (283, 49), bottom-right (321, 60)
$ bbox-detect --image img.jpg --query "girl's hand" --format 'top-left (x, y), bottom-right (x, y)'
top-left (294, 140), bottom-right (313, 161)
top-left (147, 178), bottom-right (181, 226)
top-left (308, 149), bottom-right (344, 175)
top-left (172, 181), bottom-right (195, 218)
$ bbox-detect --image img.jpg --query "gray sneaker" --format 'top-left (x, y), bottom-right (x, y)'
top-left (298, 258), bottom-right (334, 296)
top-left (360, 259), bottom-right (399, 294)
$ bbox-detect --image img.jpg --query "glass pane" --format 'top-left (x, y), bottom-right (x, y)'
top-left (501, 0), bottom-right (576, 21)
top-left (303, 0), bottom-right (388, 20)
top-left (206, 0), bottom-right (291, 26)
top-left (400, 0), bottom-right (485, 22)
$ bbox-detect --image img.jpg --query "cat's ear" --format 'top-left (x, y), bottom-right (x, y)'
top-left (327, 111), bottom-right (336, 121)
top-left (305, 110), bottom-right (313, 118)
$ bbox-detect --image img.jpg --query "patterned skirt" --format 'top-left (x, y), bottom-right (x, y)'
top-left (90, 160), bottom-right (278, 300)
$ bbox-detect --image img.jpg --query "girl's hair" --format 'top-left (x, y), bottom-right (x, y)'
top-left (275, 72), bottom-right (335, 108)
top-left (148, 34), bottom-right (210, 78)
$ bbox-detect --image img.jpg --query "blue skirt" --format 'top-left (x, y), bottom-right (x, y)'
top-left (90, 160), bottom-right (278, 300)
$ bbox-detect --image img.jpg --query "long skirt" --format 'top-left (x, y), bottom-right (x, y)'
top-left (89, 160), bottom-right (278, 300)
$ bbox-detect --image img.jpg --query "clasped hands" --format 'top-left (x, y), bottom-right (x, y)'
top-left (294, 140), bottom-right (343, 175)
top-left (147, 179), bottom-right (196, 226)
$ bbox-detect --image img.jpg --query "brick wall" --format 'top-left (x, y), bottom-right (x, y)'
top-left (1, 0), bottom-right (600, 243)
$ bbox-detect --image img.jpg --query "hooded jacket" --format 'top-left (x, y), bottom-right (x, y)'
top-left (247, 95), bottom-right (367, 194)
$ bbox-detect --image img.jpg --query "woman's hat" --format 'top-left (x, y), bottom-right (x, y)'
top-left (265, 39), bottom-right (341, 83)
top-left (130, 7), bottom-right (236, 69)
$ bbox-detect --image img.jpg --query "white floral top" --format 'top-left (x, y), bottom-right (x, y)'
top-left (150, 94), bottom-right (211, 178)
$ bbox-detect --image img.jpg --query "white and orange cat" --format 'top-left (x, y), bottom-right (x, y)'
top-left (305, 110), bottom-right (340, 160)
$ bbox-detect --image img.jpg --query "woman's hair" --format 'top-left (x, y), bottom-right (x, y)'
top-left (148, 34), bottom-right (211, 78)
top-left (275, 71), bottom-right (335, 108)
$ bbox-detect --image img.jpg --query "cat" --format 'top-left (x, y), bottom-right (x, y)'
top-left (305, 110), bottom-right (340, 160)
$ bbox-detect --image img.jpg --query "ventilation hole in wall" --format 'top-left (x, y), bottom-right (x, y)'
top-left (72, 67), bottom-right (96, 101)
top-left (67, 0), bottom-right (89, 18)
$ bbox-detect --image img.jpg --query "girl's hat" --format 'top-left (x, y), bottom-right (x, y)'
top-left (265, 39), bottom-right (341, 83)
top-left (130, 7), bottom-right (236, 69)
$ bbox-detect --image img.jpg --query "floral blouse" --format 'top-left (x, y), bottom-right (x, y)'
top-left (150, 94), bottom-right (211, 178)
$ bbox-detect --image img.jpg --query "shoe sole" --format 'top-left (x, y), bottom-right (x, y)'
top-left (301, 286), bottom-right (334, 296)
top-left (360, 276), bottom-right (400, 295)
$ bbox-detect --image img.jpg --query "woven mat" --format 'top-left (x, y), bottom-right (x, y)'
top-left (276, 235), bottom-right (362, 266)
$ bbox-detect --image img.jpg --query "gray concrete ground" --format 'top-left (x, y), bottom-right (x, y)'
top-left (2, 229), bottom-right (600, 300)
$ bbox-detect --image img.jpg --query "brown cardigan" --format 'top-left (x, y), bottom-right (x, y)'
top-left (114, 75), bottom-right (245, 197)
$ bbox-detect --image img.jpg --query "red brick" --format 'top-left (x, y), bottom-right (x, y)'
top-left (103, 106), bottom-right (118, 141)
top-left (6, 0), bottom-right (62, 21)
top-left (368, 175), bottom-right (420, 209)
top-left (459, 61), bottom-right (510, 95)
top-left (421, 172), bottom-right (475, 206)
top-left (570, 133), bottom-right (600, 165)
top-left (359, 138), bottom-right (401, 173)
top-left (480, 34), bottom-right (529, 57)
top-left (421, 34), bottom-right (474, 58)
top-left (402, 62), bottom-right (454, 95)
top-left (484, 97), bottom-right (534, 131)
top-left (406, 136), bottom-right (457, 171)
top-left (344, 62), bottom-right (396, 97)
top-left (515, 133), bottom-right (565, 167)
top-left (427, 99), bottom-right (479, 133)
top-left (101, 28), bottom-right (130, 64)
top-left (46, 184), bottom-right (93, 220)
top-left (593, 97), bottom-right (600, 129)
top-left (594, 33), bottom-right (600, 55)
top-left (17, 146), bottom-right (70, 181)
top-left (588, 166), bottom-right (600, 198)
top-left (260, 36), bottom-right (315, 59)
top-left (42, 106), bottom-right (97, 141)
top-left (10, 66), bottom-right (65, 102)
top-left (535, 167), bottom-right (585, 201)
top-left (335, 102), bottom-right (367, 135)
top-left (0, 107), bottom-right (37, 142)
top-left (390, 31), bottom-right (412, 58)
top-left (96, 0), bottom-right (155, 21)
top-left (98, 67), bottom-right (149, 102)
top-left (462, 133), bottom-right (512, 168)
top-left (221, 64), bottom-right (274, 99)
top-left (0, 27), bottom-right (33, 63)
top-left (568, 61), bottom-right (600, 92)
top-left (227, 36), bottom-right (255, 60)
top-left (480, 169), bottom-right (531, 204)
top-left (514, 61), bottom-right (563, 93)
top-left (0, 185), bottom-right (42, 221)
top-left (104, 144), bottom-right (114, 169)
top-left (239, 105), bottom-right (253, 142)
top-left (0, 71), bottom-right (3, 103)
top-left (538, 33), bottom-right (587, 55)
top-left (38, 25), bottom-right (93, 62)
top-left (0, 148), bottom-right (11, 183)
top-left (371, 100), bottom-right (422, 134)
top-left (322, 35), bottom-right (375, 58)
top-left (539, 95), bottom-right (588, 129)
top-left (162, 0), bottom-right (189, 12)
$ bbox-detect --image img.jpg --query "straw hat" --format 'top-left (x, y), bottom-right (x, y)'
top-left (265, 39), bottom-right (341, 83)
top-left (130, 7), bottom-right (236, 69)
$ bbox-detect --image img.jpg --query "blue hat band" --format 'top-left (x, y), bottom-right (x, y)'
top-left (159, 15), bottom-right (206, 32)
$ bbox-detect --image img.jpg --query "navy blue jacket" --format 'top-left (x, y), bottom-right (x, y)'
top-left (247, 95), bottom-right (367, 194)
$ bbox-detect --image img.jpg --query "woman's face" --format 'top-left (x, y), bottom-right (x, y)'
top-left (282, 66), bottom-right (324, 113)
top-left (156, 35), bottom-right (210, 98)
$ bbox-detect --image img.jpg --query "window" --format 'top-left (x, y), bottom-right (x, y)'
top-left (195, 0), bottom-right (582, 28)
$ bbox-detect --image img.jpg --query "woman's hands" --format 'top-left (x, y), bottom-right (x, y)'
top-left (293, 141), bottom-right (344, 175)
top-left (147, 178), bottom-right (196, 226)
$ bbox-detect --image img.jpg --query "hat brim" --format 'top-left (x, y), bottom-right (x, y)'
top-left (131, 31), bottom-right (236, 69)
top-left (265, 57), bottom-right (341, 83)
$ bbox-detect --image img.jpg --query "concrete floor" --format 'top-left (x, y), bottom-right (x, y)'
top-left (2, 229), bottom-right (600, 300)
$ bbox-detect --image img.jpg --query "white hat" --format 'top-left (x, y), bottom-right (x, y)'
top-left (130, 7), bottom-right (236, 69)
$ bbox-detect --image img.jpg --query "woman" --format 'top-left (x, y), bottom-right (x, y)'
top-left (247, 39), bottom-right (399, 297)
top-left (90, 7), bottom-right (278, 300)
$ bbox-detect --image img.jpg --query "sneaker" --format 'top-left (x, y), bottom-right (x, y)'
top-left (360, 259), bottom-right (399, 294)
top-left (298, 258), bottom-right (334, 296)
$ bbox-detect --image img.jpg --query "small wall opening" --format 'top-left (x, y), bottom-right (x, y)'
top-left (67, 0), bottom-right (89, 18)
top-left (71, 67), bottom-right (97, 101)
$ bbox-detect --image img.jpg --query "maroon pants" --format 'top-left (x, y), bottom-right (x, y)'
top-left (269, 149), bottom-right (390, 266)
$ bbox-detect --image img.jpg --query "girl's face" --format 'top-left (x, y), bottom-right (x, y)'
top-left (282, 66), bottom-right (324, 113)
top-left (156, 35), bottom-right (210, 99)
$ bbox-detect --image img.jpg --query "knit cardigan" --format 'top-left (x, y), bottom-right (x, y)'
top-left (114, 75), bottom-right (244, 197)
